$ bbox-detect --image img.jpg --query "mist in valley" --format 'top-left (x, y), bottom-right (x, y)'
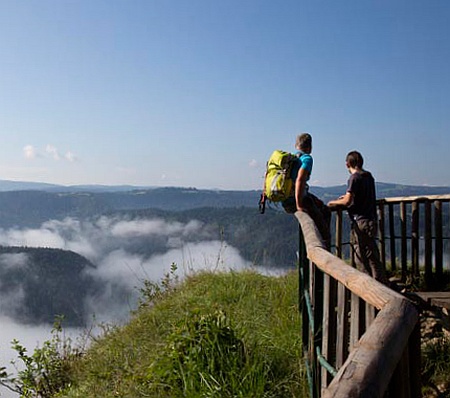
top-left (0, 215), bottom-right (266, 396)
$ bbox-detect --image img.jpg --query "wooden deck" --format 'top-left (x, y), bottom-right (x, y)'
top-left (414, 292), bottom-right (450, 310)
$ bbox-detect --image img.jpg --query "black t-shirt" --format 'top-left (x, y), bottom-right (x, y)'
top-left (347, 171), bottom-right (377, 221)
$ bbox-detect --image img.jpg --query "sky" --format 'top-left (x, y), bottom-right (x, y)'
top-left (0, 0), bottom-right (449, 190)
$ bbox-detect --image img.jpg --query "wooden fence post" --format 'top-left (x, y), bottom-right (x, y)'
top-left (388, 202), bottom-right (396, 272)
top-left (424, 200), bottom-right (433, 288)
top-left (434, 200), bottom-right (443, 282)
top-left (400, 202), bottom-right (408, 282)
top-left (411, 201), bottom-right (419, 278)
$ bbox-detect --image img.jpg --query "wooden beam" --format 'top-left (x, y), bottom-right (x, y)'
top-left (323, 299), bottom-right (418, 398)
top-left (434, 200), bottom-right (443, 280)
top-left (381, 194), bottom-right (450, 204)
top-left (424, 200), bottom-right (432, 287)
top-left (294, 210), bottom-right (419, 398)
top-left (378, 202), bottom-right (386, 269)
top-left (388, 202), bottom-right (396, 271)
top-left (294, 211), bottom-right (404, 309)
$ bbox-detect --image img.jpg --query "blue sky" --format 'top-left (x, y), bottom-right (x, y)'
top-left (0, 1), bottom-right (449, 190)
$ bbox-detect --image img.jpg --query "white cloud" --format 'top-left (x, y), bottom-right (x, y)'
top-left (249, 159), bottom-right (258, 168)
top-left (0, 216), bottom-right (254, 323)
top-left (110, 219), bottom-right (203, 238)
top-left (23, 145), bottom-right (37, 159)
top-left (45, 145), bottom-right (61, 160)
top-left (22, 145), bottom-right (77, 163)
top-left (65, 151), bottom-right (77, 162)
top-left (0, 227), bottom-right (66, 248)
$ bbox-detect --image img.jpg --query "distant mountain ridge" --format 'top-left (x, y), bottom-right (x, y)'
top-left (0, 180), bottom-right (448, 229)
top-left (0, 179), bottom-right (152, 192)
top-left (0, 178), bottom-right (449, 196)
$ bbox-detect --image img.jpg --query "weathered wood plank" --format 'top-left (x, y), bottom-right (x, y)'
top-left (415, 292), bottom-right (450, 310)
top-left (335, 208), bottom-right (343, 259)
top-left (378, 203), bottom-right (386, 269)
top-left (388, 202), bottom-right (396, 271)
top-left (294, 210), bottom-right (420, 398)
top-left (323, 299), bottom-right (418, 398)
top-left (321, 274), bottom-right (338, 393)
top-left (434, 200), bottom-right (443, 280)
top-left (424, 200), bottom-right (432, 287)
top-left (294, 212), bottom-right (404, 309)
top-left (400, 202), bottom-right (407, 282)
top-left (335, 282), bottom-right (349, 369)
top-left (381, 194), bottom-right (450, 203)
top-left (411, 202), bottom-right (419, 277)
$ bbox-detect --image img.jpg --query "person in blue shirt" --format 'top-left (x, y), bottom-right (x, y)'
top-left (283, 133), bottom-right (330, 248)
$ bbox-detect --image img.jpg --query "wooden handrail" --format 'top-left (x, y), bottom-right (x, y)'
top-left (331, 194), bottom-right (449, 289)
top-left (295, 210), bottom-right (419, 397)
top-left (379, 194), bottom-right (450, 204)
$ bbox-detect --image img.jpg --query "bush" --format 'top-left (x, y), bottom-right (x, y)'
top-left (0, 317), bottom-right (82, 397)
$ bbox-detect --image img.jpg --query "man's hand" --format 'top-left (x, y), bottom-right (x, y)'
top-left (327, 192), bottom-right (353, 208)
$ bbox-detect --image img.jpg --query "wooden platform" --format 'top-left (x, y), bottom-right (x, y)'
top-left (414, 292), bottom-right (450, 310)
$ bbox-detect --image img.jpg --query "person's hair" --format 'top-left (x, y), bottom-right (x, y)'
top-left (296, 133), bottom-right (312, 151)
top-left (346, 151), bottom-right (364, 169)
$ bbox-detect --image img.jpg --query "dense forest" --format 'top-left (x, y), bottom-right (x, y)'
top-left (0, 183), bottom-right (449, 228)
top-left (0, 183), bottom-right (448, 327)
top-left (0, 246), bottom-right (99, 326)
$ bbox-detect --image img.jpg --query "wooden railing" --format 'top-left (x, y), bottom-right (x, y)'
top-left (331, 195), bottom-right (450, 290)
top-left (376, 195), bottom-right (450, 290)
top-left (298, 194), bottom-right (450, 397)
top-left (297, 211), bottom-right (419, 397)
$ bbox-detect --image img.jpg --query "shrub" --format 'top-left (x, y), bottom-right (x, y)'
top-left (0, 317), bottom-right (81, 397)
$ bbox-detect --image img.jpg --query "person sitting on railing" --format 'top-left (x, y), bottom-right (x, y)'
top-left (282, 133), bottom-right (331, 249)
top-left (327, 150), bottom-right (389, 285)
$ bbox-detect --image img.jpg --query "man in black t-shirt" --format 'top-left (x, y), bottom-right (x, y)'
top-left (328, 151), bottom-right (388, 285)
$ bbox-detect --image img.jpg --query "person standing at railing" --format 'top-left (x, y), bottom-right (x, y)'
top-left (282, 133), bottom-right (331, 248)
top-left (327, 150), bottom-right (389, 285)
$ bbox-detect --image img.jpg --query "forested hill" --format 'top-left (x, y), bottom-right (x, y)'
top-left (0, 246), bottom-right (99, 326)
top-left (0, 183), bottom-right (449, 228)
top-left (0, 188), bottom-right (259, 228)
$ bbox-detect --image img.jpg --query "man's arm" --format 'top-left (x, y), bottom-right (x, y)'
top-left (295, 167), bottom-right (309, 211)
top-left (328, 192), bottom-right (353, 208)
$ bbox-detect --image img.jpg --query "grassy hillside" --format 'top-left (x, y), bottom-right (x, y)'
top-left (60, 270), bottom-right (306, 397)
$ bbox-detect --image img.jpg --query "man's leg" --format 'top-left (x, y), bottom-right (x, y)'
top-left (302, 193), bottom-right (331, 249)
top-left (281, 196), bottom-right (297, 213)
top-left (354, 219), bottom-right (389, 285)
top-left (350, 224), bottom-right (370, 275)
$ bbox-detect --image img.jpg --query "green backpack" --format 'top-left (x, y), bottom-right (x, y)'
top-left (259, 150), bottom-right (297, 213)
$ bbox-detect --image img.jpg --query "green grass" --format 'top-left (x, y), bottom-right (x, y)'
top-left (58, 270), bottom-right (306, 397)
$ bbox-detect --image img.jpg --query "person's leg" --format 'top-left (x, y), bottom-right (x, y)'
top-left (281, 196), bottom-right (297, 213)
top-left (355, 219), bottom-right (389, 285)
top-left (350, 223), bottom-right (370, 275)
top-left (302, 194), bottom-right (331, 249)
